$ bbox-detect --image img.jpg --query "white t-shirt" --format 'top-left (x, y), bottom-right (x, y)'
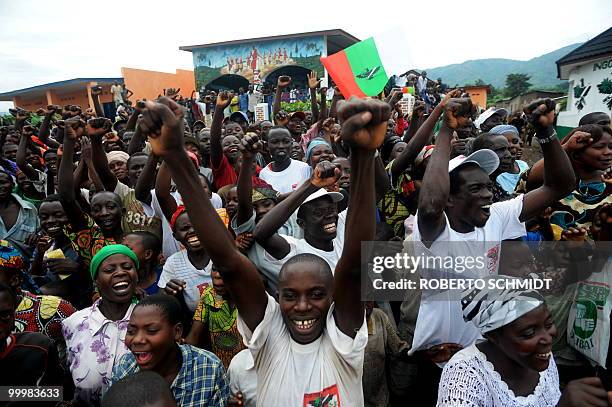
top-left (409, 195), bottom-right (526, 355)
top-left (227, 349), bottom-right (257, 407)
top-left (258, 159), bottom-right (311, 194)
top-left (249, 209), bottom-right (346, 292)
top-left (158, 250), bottom-right (212, 313)
top-left (237, 294), bottom-right (367, 407)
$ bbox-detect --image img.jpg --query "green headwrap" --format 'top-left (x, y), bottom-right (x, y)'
top-left (90, 244), bottom-right (140, 280)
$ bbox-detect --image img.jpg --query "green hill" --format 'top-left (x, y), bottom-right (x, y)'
top-left (425, 43), bottom-right (582, 89)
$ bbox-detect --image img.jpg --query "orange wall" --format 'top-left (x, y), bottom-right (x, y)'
top-left (13, 83), bottom-right (115, 111)
top-left (465, 87), bottom-right (488, 109)
top-left (121, 67), bottom-right (196, 101)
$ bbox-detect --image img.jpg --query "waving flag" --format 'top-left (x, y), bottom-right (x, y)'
top-left (321, 37), bottom-right (389, 98)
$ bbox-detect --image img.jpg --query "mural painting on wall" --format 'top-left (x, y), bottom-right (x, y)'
top-left (192, 36), bottom-right (325, 88)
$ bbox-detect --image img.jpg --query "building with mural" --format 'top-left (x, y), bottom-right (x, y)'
top-left (179, 29), bottom-right (359, 92)
top-left (556, 26), bottom-right (612, 136)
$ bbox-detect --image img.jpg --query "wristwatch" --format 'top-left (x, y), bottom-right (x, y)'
top-left (536, 129), bottom-right (557, 144)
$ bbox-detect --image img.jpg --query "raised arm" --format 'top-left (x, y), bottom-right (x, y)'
top-left (308, 72), bottom-right (321, 123)
top-left (417, 98), bottom-right (476, 243)
top-left (253, 162), bottom-right (340, 259)
top-left (80, 136), bottom-right (106, 193)
top-left (58, 118), bottom-right (88, 231)
top-left (328, 87), bottom-right (343, 120)
top-left (154, 161), bottom-right (178, 222)
top-left (139, 97), bottom-right (267, 331)
top-left (333, 98), bottom-right (391, 337)
top-left (272, 76), bottom-right (291, 122)
top-left (36, 106), bottom-right (61, 148)
top-left (16, 126), bottom-right (39, 180)
top-left (236, 136), bottom-right (258, 227)
top-left (87, 118), bottom-right (117, 191)
top-left (210, 91), bottom-right (233, 168)
top-left (90, 87), bottom-right (104, 118)
top-left (134, 153), bottom-right (160, 206)
top-left (520, 99), bottom-right (575, 221)
top-left (391, 91), bottom-right (461, 180)
top-left (125, 103), bottom-right (140, 132)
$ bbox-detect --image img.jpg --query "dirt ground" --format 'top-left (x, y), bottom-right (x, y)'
top-left (521, 139), bottom-right (543, 166)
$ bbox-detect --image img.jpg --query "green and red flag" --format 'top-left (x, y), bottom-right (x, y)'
top-left (321, 37), bottom-right (389, 98)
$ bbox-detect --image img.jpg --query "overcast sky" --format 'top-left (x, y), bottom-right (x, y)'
top-left (1, 0), bottom-right (610, 110)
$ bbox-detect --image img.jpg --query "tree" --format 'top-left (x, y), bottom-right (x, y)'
top-left (505, 73), bottom-right (531, 98)
top-left (474, 78), bottom-right (486, 86)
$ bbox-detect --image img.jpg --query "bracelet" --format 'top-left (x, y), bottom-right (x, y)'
top-left (537, 130), bottom-right (557, 144)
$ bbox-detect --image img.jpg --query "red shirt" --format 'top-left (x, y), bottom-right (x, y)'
top-left (211, 155), bottom-right (262, 189)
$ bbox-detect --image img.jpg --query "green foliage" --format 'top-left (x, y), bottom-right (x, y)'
top-left (505, 73), bottom-right (532, 98)
top-left (280, 101), bottom-right (312, 112)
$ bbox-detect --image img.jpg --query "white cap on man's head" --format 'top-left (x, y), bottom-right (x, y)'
top-left (474, 107), bottom-right (509, 129)
top-left (448, 149), bottom-right (499, 175)
top-left (301, 188), bottom-right (344, 206)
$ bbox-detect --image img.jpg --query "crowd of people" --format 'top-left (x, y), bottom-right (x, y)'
top-left (0, 69), bottom-right (610, 407)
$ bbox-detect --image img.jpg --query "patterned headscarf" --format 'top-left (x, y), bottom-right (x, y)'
top-left (252, 186), bottom-right (279, 203)
top-left (461, 276), bottom-right (544, 334)
top-left (489, 125), bottom-right (519, 136)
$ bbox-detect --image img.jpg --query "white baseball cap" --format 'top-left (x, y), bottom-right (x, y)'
top-left (474, 107), bottom-right (509, 130)
top-left (448, 149), bottom-right (499, 175)
top-left (301, 188), bottom-right (344, 206)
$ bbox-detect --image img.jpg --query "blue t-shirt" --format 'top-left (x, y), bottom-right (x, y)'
top-left (496, 160), bottom-right (529, 193)
top-left (144, 265), bottom-right (163, 295)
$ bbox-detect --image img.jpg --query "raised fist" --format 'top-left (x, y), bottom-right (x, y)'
top-left (562, 131), bottom-right (592, 152)
top-left (443, 98), bottom-right (476, 129)
top-left (440, 89), bottom-right (462, 107)
top-left (138, 97), bottom-right (185, 157)
top-left (277, 76), bottom-right (291, 89)
top-left (239, 132), bottom-right (262, 158)
top-left (86, 117), bottom-right (112, 139)
top-left (337, 97), bottom-right (392, 150)
top-left (216, 91), bottom-right (234, 109)
top-left (524, 99), bottom-right (556, 129)
top-left (64, 117), bottom-right (86, 140)
top-left (311, 160), bottom-right (341, 188)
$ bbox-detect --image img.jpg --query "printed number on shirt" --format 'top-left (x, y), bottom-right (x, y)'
top-left (125, 211), bottom-right (152, 227)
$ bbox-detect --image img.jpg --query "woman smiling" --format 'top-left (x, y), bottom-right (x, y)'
top-left (61, 245), bottom-right (139, 406)
top-left (437, 278), bottom-right (611, 406)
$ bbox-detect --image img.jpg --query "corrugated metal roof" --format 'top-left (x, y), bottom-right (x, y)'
top-left (556, 27), bottom-right (612, 77)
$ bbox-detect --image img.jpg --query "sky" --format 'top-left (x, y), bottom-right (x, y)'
top-left (1, 0), bottom-right (611, 110)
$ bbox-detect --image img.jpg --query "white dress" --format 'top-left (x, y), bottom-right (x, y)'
top-left (437, 344), bottom-right (561, 407)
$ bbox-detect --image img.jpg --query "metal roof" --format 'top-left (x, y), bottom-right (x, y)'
top-left (556, 27), bottom-right (612, 79)
top-left (179, 29), bottom-right (360, 54)
top-left (0, 77), bottom-right (123, 100)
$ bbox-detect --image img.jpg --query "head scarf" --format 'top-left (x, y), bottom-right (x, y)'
top-left (305, 138), bottom-right (332, 164)
top-left (89, 244), bottom-right (139, 280)
top-left (489, 125), bottom-right (519, 137)
top-left (0, 240), bottom-right (25, 271)
top-left (252, 186), bottom-right (278, 203)
top-left (170, 205), bottom-right (187, 230)
top-left (106, 150), bottom-right (129, 164)
top-left (461, 276), bottom-right (544, 334)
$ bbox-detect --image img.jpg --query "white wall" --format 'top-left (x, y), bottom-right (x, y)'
top-left (557, 54), bottom-right (612, 128)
